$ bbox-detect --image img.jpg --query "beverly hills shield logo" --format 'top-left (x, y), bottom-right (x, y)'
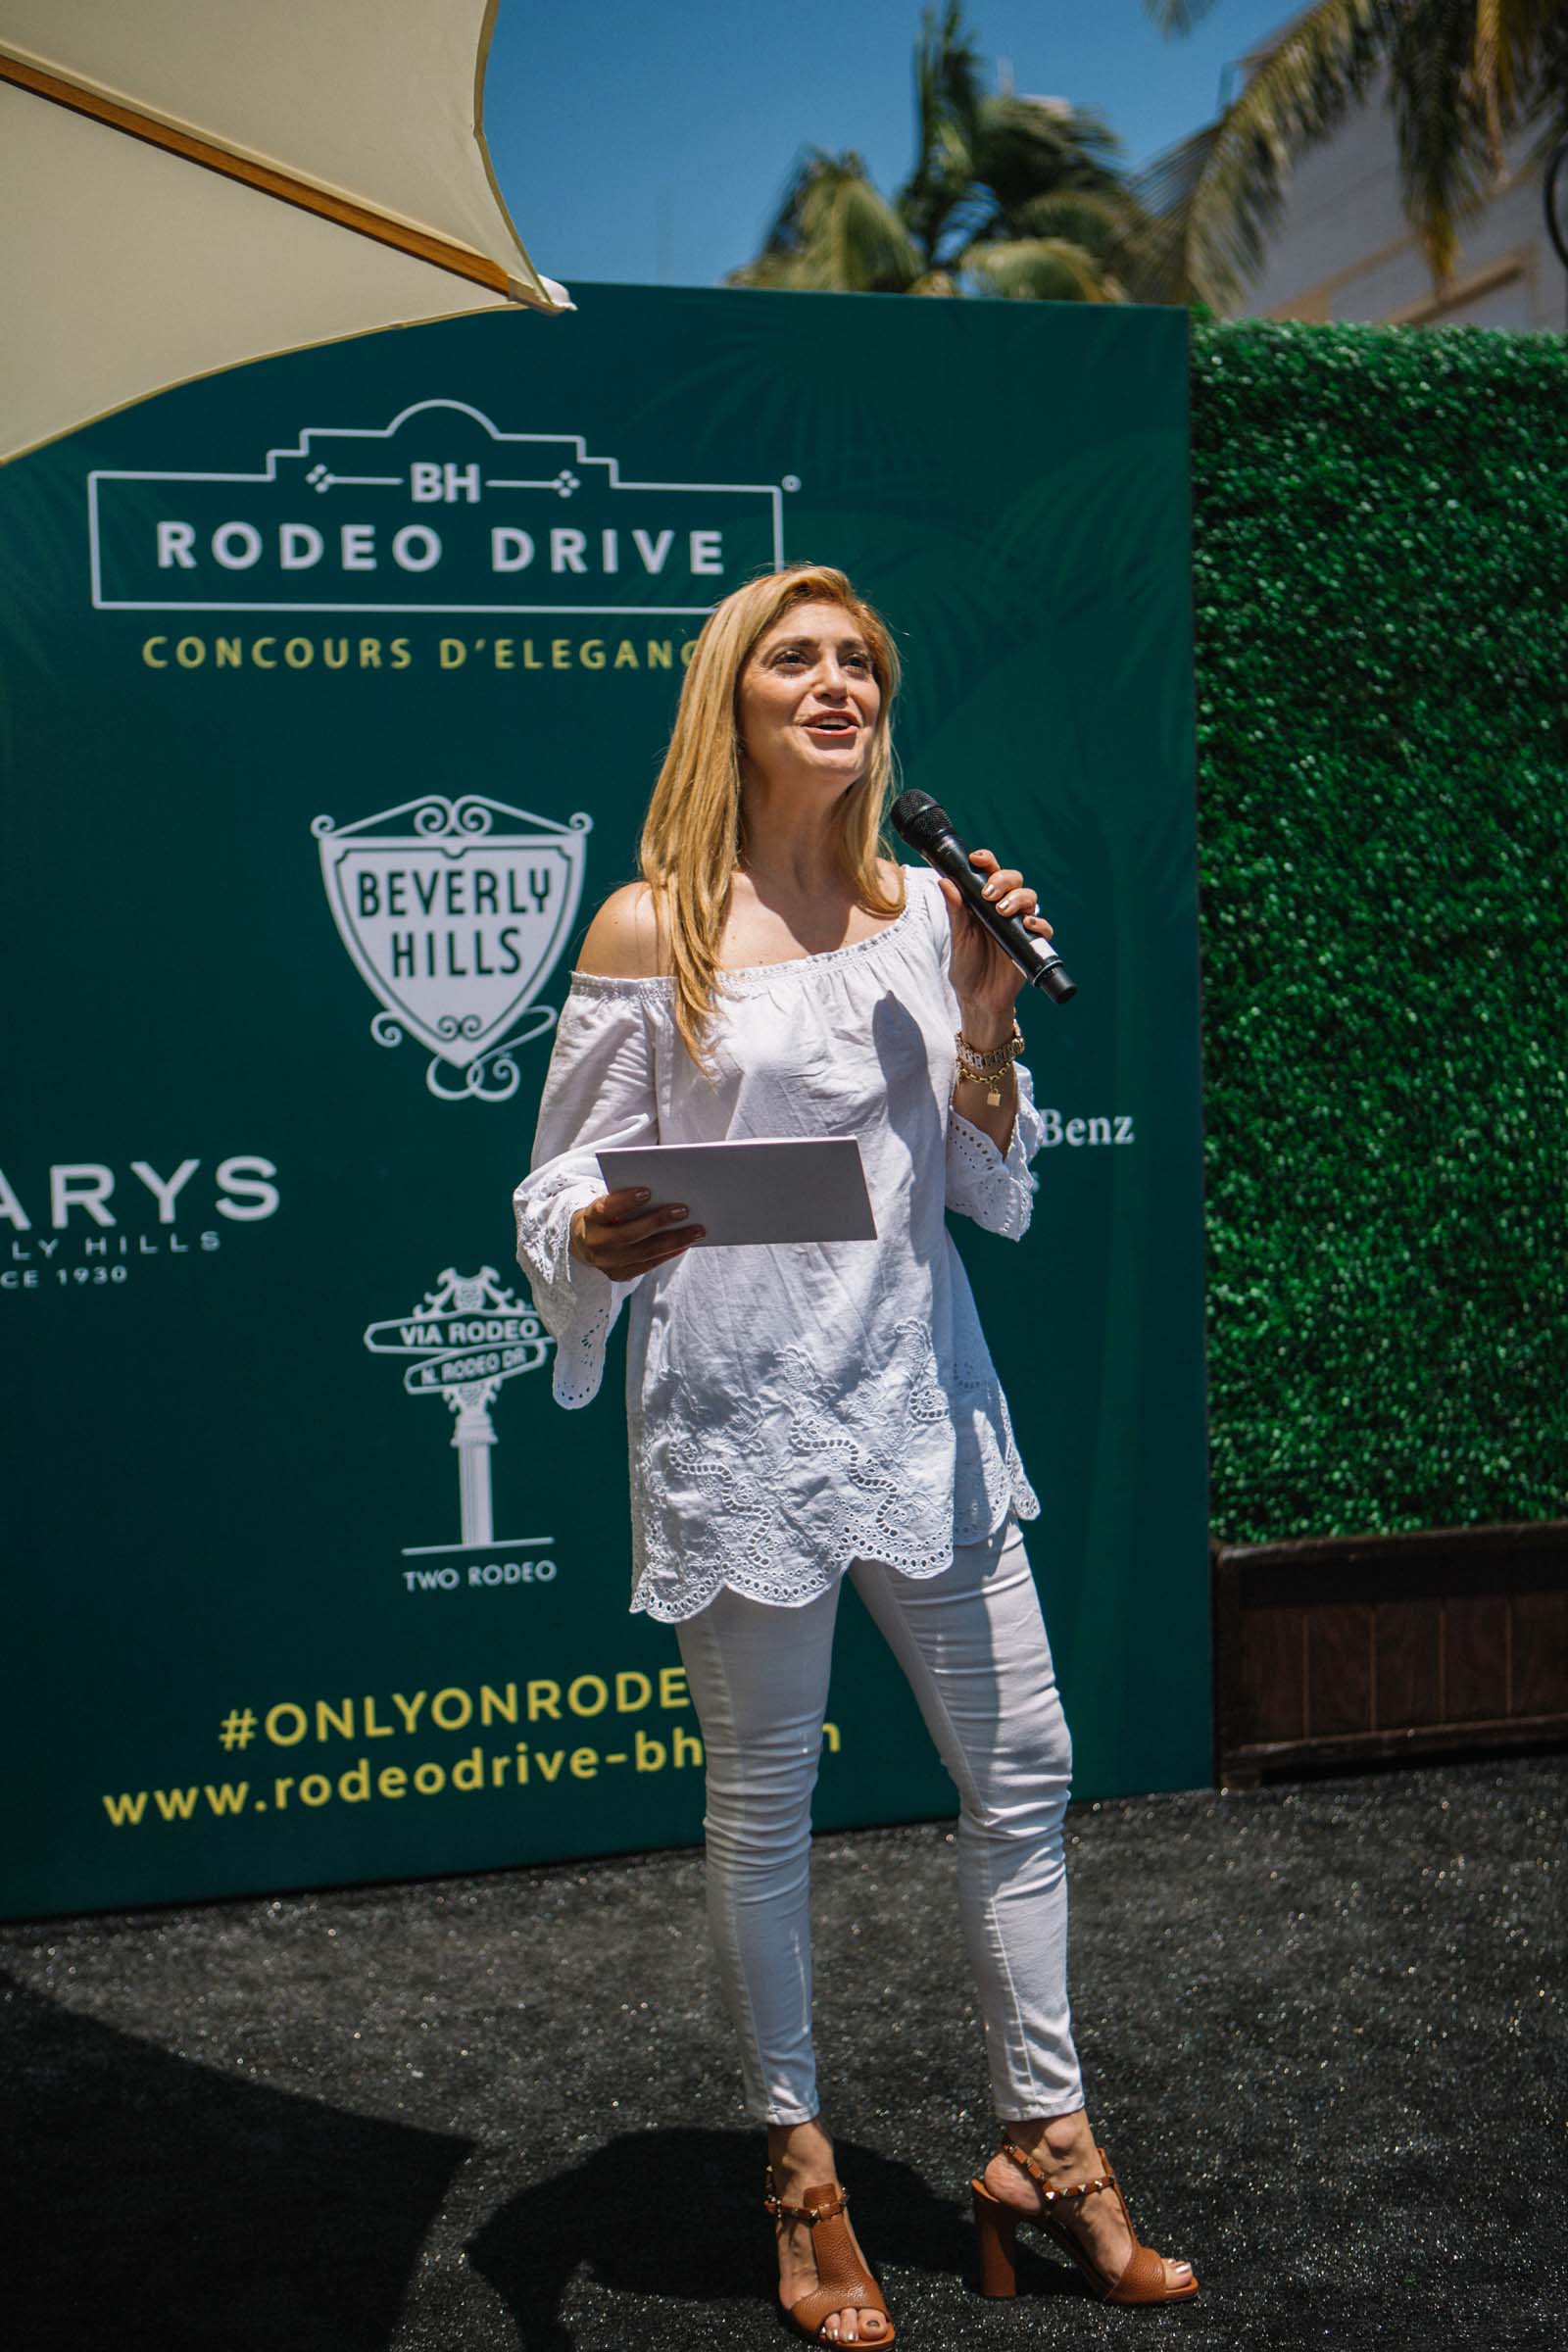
top-left (314, 794), bottom-right (591, 1101)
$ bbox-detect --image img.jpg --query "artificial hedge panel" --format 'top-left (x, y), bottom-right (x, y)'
top-left (1188, 319), bottom-right (1566, 1544)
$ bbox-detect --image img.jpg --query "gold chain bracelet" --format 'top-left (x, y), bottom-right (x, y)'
top-left (955, 1016), bottom-right (1023, 1106)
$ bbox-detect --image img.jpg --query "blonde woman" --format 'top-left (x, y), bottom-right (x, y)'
top-left (513, 564), bottom-right (1197, 2341)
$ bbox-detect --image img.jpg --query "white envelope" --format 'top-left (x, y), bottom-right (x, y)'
top-left (596, 1138), bottom-right (878, 1247)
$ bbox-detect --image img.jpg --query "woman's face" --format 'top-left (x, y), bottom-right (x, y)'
top-left (736, 600), bottom-right (882, 794)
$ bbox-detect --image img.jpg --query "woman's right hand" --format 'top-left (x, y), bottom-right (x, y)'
top-left (569, 1186), bottom-right (705, 1279)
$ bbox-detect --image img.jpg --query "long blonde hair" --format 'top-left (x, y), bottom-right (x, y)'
top-left (636, 563), bottom-right (904, 1076)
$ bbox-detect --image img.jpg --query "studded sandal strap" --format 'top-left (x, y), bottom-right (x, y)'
top-left (1000, 2142), bottom-right (1118, 2204)
top-left (764, 2169), bottom-right (851, 2228)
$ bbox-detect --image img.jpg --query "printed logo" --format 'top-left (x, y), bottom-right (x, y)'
top-left (89, 398), bottom-right (789, 614)
top-left (364, 1266), bottom-right (557, 1588)
top-left (313, 794), bottom-right (589, 1101)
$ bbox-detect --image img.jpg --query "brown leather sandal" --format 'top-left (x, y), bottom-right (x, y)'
top-left (970, 2141), bottom-right (1199, 2305)
top-left (764, 2170), bottom-right (897, 2344)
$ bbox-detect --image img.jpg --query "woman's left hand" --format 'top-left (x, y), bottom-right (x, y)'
top-left (935, 848), bottom-right (1054, 1040)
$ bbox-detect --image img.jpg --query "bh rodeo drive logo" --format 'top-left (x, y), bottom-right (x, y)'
top-left (314, 793), bottom-right (589, 1102)
top-left (86, 396), bottom-right (788, 612)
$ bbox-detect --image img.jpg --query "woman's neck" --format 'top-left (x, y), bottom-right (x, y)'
top-left (736, 786), bottom-right (845, 902)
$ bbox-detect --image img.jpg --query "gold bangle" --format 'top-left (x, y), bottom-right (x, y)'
top-left (955, 1017), bottom-right (1023, 1074)
top-left (955, 1018), bottom-right (1023, 1106)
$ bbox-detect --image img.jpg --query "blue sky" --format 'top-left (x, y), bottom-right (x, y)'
top-left (485, 0), bottom-right (1297, 291)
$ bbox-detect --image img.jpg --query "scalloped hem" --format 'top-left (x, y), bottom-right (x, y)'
top-left (628, 1477), bottom-right (1041, 1623)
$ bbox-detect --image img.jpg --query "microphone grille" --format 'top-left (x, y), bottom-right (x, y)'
top-left (890, 790), bottom-right (950, 850)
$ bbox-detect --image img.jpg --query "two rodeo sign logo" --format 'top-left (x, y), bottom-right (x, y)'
top-left (364, 1266), bottom-right (554, 1576)
top-left (314, 793), bottom-right (590, 1101)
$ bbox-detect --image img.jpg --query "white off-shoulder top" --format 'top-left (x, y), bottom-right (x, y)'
top-left (513, 863), bottom-right (1045, 1622)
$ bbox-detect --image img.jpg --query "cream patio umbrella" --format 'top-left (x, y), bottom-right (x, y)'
top-left (0, 0), bottom-right (569, 464)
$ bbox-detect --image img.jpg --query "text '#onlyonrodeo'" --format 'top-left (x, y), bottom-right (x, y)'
top-left (97, 1671), bottom-right (845, 1828)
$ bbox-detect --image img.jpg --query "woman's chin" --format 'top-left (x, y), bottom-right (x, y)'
top-left (748, 760), bottom-right (869, 800)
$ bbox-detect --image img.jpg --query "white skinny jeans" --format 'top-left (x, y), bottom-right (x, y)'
top-left (674, 1512), bottom-right (1085, 2127)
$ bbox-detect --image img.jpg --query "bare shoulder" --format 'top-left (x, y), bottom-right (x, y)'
top-left (575, 881), bottom-right (666, 979)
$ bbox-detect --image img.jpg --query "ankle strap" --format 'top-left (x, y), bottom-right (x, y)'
top-left (1001, 2142), bottom-right (1116, 2203)
top-left (763, 2167), bottom-right (849, 2227)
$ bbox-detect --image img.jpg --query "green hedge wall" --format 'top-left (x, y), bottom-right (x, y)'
top-left (1188, 319), bottom-right (1567, 1544)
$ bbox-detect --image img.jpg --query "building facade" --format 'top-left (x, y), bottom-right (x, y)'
top-left (1216, 13), bottom-right (1563, 330)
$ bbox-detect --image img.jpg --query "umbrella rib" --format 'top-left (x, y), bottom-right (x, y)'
top-left (0, 44), bottom-right (546, 307)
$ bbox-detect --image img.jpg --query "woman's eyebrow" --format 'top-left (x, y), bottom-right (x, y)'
top-left (767, 633), bottom-right (871, 655)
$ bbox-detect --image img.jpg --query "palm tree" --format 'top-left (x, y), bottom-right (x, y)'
top-left (1134, 0), bottom-right (1568, 308)
top-left (728, 2), bottom-right (1151, 302)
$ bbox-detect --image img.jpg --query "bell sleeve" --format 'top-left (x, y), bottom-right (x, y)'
top-left (513, 977), bottom-right (661, 1409)
top-left (945, 1063), bottom-right (1048, 1242)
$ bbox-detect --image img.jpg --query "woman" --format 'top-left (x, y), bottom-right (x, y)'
top-left (513, 564), bottom-right (1197, 2341)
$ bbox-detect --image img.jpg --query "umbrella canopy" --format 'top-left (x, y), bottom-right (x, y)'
top-left (0, 0), bottom-right (568, 463)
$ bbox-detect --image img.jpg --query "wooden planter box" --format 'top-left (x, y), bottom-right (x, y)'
top-left (1212, 1518), bottom-right (1568, 1787)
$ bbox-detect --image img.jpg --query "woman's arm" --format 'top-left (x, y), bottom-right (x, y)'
top-left (560, 879), bottom-right (702, 1282)
top-left (516, 877), bottom-right (706, 1408)
top-left (940, 856), bottom-right (1048, 1156)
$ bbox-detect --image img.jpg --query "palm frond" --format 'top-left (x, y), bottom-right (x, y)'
top-left (973, 95), bottom-right (1127, 222)
top-left (1490, 0), bottom-right (1567, 156)
top-left (1390, 0), bottom-right (1496, 283)
top-left (818, 169), bottom-right (926, 290)
top-left (1519, 0), bottom-right (1568, 157)
top-left (1122, 121), bottom-right (1231, 305)
top-left (963, 234), bottom-right (1124, 301)
top-left (903, 2), bottom-right (988, 264)
top-left (1472, 0), bottom-right (1507, 164)
top-left (726, 150), bottom-right (922, 292)
top-left (1149, 0), bottom-right (1396, 310)
top-left (985, 186), bottom-right (1148, 260)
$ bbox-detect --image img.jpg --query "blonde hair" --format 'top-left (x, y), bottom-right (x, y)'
top-left (635, 563), bottom-right (904, 1076)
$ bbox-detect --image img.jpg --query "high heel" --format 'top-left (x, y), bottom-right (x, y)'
top-left (969, 2142), bottom-right (1199, 2305)
top-left (764, 2170), bottom-right (896, 2344)
top-left (971, 2182), bottom-right (1021, 2297)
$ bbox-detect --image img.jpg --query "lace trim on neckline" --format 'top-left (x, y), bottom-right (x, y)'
top-left (566, 874), bottom-right (925, 1001)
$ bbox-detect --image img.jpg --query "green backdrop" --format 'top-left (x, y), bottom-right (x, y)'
top-left (0, 286), bottom-right (1208, 1918)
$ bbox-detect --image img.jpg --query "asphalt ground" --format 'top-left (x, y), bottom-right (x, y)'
top-left (4, 1753), bottom-right (1564, 2351)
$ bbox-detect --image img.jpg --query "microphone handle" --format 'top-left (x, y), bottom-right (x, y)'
top-left (919, 827), bottom-right (1077, 1004)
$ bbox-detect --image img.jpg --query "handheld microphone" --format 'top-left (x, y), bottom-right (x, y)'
top-left (890, 790), bottom-right (1077, 1004)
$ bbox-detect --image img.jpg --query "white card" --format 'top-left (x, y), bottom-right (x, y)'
top-left (596, 1138), bottom-right (878, 1247)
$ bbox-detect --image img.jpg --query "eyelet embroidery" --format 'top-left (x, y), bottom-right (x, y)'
top-left (628, 1316), bottom-right (1041, 1622)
